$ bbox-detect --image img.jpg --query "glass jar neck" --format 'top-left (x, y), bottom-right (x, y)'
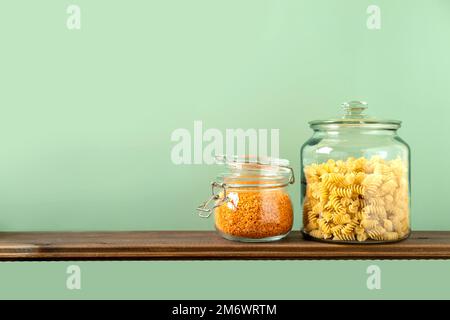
top-left (219, 175), bottom-right (291, 188)
top-left (218, 164), bottom-right (294, 188)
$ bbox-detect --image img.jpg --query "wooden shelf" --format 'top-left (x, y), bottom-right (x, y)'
top-left (0, 231), bottom-right (449, 261)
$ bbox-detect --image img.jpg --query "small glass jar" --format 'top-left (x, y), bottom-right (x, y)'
top-left (301, 101), bottom-right (411, 243)
top-left (197, 156), bottom-right (295, 242)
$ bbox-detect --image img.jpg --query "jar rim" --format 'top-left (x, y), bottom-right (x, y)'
top-left (215, 155), bottom-right (290, 167)
top-left (309, 120), bottom-right (401, 130)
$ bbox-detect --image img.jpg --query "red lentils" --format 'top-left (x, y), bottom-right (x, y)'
top-left (215, 188), bottom-right (293, 240)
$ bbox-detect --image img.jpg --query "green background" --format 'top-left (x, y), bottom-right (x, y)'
top-left (1, 0), bottom-right (450, 299)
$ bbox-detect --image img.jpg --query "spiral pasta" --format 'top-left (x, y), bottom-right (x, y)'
top-left (303, 156), bottom-right (410, 242)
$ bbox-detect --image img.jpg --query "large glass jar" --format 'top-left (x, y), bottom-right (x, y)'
top-left (197, 156), bottom-right (295, 242)
top-left (301, 101), bottom-right (410, 243)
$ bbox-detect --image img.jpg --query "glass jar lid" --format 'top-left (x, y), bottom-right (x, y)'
top-left (309, 101), bottom-right (401, 130)
top-left (215, 155), bottom-right (295, 188)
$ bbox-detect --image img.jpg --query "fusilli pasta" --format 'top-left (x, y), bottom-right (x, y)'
top-left (303, 156), bottom-right (410, 242)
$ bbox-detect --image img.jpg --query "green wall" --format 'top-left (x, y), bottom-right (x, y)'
top-left (1, 0), bottom-right (450, 299)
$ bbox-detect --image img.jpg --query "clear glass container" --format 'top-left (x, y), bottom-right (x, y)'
top-left (301, 101), bottom-right (411, 243)
top-left (197, 156), bottom-right (295, 242)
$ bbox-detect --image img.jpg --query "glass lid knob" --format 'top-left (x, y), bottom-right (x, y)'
top-left (341, 101), bottom-right (368, 119)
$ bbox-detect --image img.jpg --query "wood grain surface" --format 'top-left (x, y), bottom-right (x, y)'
top-left (0, 231), bottom-right (449, 261)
